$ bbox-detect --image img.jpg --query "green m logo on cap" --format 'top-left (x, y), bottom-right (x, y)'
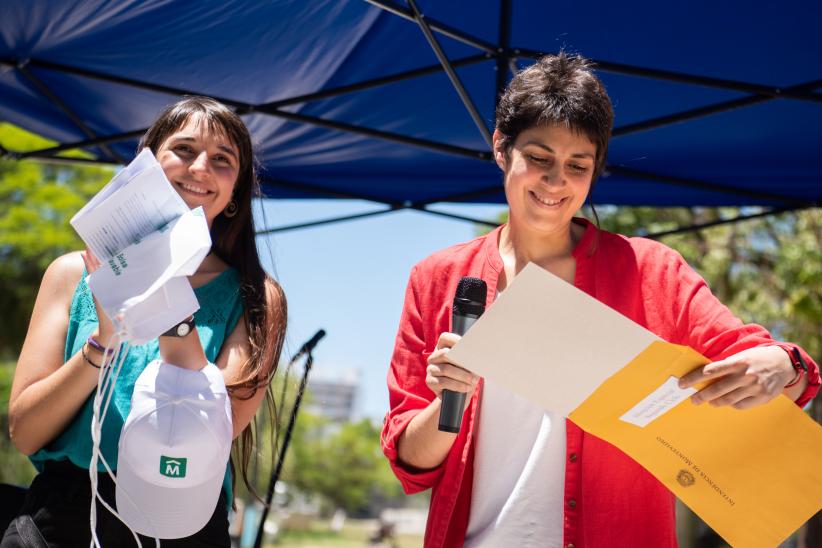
top-left (160, 456), bottom-right (187, 478)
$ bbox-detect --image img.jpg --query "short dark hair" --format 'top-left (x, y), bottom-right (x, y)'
top-left (495, 52), bottom-right (614, 182)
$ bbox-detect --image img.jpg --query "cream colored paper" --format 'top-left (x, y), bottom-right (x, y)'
top-left (447, 262), bottom-right (822, 547)
top-left (448, 262), bottom-right (661, 417)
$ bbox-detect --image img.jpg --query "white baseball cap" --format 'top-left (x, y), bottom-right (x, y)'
top-left (116, 359), bottom-right (233, 539)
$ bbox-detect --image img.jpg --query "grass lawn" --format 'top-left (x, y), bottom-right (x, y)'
top-left (269, 518), bottom-right (422, 547)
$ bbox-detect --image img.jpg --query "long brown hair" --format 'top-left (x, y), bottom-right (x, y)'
top-left (139, 96), bottom-right (287, 498)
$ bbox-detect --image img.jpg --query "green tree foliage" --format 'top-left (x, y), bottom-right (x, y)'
top-left (594, 206), bottom-right (821, 359)
top-left (596, 206), bottom-right (822, 544)
top-left (0, 359), bottom-right (35, 485)
top-left (283, 413), bottom-right (404, 516)
top-left (232, 376), bottom-right (406, 518)
top-left (486, 205), bottom-right (822, 543)
top-left (0, 124), bottom-right (113, 485)
top-left (0, 124), bottom-right (113, 357)
top-left (486, 205), bottom-right (821, 359)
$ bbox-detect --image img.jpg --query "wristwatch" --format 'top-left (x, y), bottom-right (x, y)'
top-left (161, 315), bottom-right (196, 337)
top-left (783, 345), bottom-right (808, 388)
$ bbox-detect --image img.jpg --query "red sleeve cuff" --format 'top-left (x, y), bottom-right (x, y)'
top-left (381, 409), bottom-right (444, 494)
top-left (767, 342), bottom-right (821, 408)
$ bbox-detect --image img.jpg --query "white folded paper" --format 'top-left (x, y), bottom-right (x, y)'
top-left (87, 208), bottom-right (211, 344)
top-left (70, 150), bottom-right (211, 344)
top-left (619, 376), bottom-right (696, 427)
top-left (70, 148), bottom-right (190, 261)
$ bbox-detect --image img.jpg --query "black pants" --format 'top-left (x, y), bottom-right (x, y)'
top-left (0, 461), bottom-right (230, 548)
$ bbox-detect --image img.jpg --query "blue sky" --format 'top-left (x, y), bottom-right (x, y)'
top-left (255, 199), bottom-right (506, 420)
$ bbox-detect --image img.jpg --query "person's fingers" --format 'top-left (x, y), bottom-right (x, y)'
top-left (427, 347), bottom-right (452, 365)
top-left (732, 394), bottom-right (770, 410)
top-left (690, 373), bottom-right (749, 405)
top-left (80, 250), bottom-right (92, 272)
top-left (678, 365), bottom-right (705, 389)
top-left (426, 333), bottom-right (476, 396)
top-left (701, 356), bottom-right (746, 377)
top-left (679, 357), bottom-right (745, 389)
top-left (426, 362), bottom-right (477, 386)
top-left (426, 363), bottom-right (476, 395)
top-left (435, 332), bottom-right (461, 351)
top-left (82, 248), bottom-right (103, 273)
top-left (700, 384), bottom-right (759, 407)
top-left (426, 374), bottom-right (475, 395)
top-left (87, 248), bottom-right (100, 264)
top-left (80, 249), bottom-right (121, 338)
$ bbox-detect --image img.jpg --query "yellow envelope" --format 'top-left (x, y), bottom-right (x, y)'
top-left (569, 341), bottom-right (822, 548)
top-left (448, 263), bottom-right (822, 547)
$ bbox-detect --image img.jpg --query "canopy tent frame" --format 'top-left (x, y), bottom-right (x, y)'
top-left (0, 0), bottom-right (818, 237)
top-left (407, 0), bottom-right (494, 148)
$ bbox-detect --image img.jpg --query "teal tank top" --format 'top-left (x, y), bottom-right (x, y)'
top-left (31, 267), bottom-right (244, 505)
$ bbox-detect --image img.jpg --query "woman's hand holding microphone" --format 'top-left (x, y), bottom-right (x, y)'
top-left (426, 332), bottom-right (479, 401)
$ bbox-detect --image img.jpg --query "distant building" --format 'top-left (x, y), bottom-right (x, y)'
top-left (305, 369), bottom-right (359, 423)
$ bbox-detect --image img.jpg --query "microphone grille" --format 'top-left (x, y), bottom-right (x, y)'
top-left (455, 276), bottom-right (487, 304)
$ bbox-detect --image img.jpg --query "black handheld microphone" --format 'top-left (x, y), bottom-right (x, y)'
top-left (438, 277), bottom-right (486, 433)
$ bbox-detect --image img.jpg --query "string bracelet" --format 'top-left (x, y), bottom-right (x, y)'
top-left (86, 335), bottom-right (115, 357)
top-left (81, 343), bottom-right (102, 369)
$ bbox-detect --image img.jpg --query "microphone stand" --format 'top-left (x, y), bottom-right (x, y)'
top-left (253, 329), bottom-right (325, 548)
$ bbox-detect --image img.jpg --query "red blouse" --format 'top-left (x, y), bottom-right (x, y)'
top-left (382, 219), bottom-right (820, 548)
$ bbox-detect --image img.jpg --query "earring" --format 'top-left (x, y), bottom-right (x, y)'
top-left (223, 200), bottom-right (238, 218)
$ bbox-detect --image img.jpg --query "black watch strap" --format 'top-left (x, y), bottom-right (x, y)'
top-left (161, 315), bottom-right (195, 337)
top-left (788, 346), bottom-right (808, 374)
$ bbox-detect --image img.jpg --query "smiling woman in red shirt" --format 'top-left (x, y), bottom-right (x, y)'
top-left (381, 53), bottom-right (820, 548)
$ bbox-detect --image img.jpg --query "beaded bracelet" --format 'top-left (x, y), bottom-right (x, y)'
top-left (86, 335), bottom-right (115, 356)
top-left (81, 343), bottom-right (102, 369)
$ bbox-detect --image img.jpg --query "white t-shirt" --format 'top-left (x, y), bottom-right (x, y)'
top-left (464, 377), bottom-right (567, 547)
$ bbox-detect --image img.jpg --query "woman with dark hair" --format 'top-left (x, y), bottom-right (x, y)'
top-left (4, 96), bottom-right (286, 546)
top-left (382, 53), bottom-right (819, 547)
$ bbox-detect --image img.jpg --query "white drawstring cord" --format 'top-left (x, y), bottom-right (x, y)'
top-left (87, 321), bottom-right (159, 548)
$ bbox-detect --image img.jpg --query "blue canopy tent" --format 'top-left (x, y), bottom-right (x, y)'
top-left (2, 2), bottom-right (820, 543)
top-left (1, 0), bottom-right (820, 235)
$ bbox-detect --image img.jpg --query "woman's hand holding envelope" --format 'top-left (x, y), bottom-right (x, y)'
top-left (678, 345), bottom-right (802, 409)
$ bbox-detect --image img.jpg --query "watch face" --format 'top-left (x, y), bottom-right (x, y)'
top-left (177, 323), bottom-right (191, 337)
